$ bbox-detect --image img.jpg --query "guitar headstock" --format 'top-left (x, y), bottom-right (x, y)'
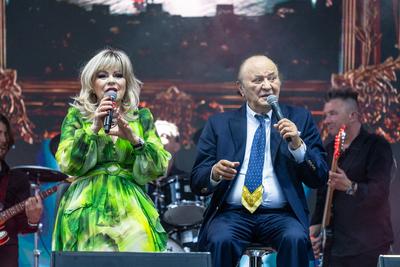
top-left (333, 126), bottom-right (346, 160)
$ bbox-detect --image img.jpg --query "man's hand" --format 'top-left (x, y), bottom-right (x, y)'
top-left (25, 194), bottom-right (43, 225)
top-left (273, 118), bottom-right (302, 149)
top-left (328, 167), bottom-right (352, 192)
top-left (309, 224), bottom-right (322, 259)
top-left (212, 160), bottom-right (240, 182)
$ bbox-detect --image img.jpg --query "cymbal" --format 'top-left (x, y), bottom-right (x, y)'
top-left (10, 165), bottom-right (68, 183)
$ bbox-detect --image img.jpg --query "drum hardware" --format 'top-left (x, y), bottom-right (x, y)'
top-left (165, 238), bottom-right (185, 252)
top-left (149, 173), bottom-right (206, 227)
top-left (160, 174), bottom-right (206, 227)
top-left (10, 165), bottom-right (68, 183)
top-left (167, 224), bottom-right (200, 253)
top-left (10, 165), bottom-right (67, 267)
top-left (148, 174), bottom-right (178, 213)
top-left (150, 179), bottom-right (167, 213)
top-left (31, 183), bottom-right (41, 267)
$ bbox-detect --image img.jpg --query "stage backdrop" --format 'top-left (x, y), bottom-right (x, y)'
top-left (1, 0), bottom-right (399, 266)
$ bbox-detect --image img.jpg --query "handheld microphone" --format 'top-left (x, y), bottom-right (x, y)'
top-left (266, 95), bottom-right (291, 142)
top-left (103, 90), bottom-right (117, 134)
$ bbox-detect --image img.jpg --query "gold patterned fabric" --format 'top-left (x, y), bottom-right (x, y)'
top-left (241, 114), bottom-right (267, 213)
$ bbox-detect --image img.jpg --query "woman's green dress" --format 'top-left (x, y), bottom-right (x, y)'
top-left (52, 107), bottom-right (170, 252)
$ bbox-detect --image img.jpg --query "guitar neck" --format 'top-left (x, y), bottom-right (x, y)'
top-left (321, 158), bottom-right (338, 228)
top-left (0, 185), bottom-right (57, 224)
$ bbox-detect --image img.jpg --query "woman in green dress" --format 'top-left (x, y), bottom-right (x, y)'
top-left (52, 48), bottom-right (170, 252)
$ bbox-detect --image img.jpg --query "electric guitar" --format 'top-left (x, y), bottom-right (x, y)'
top-left (0, 185), bottom-right (58, 246)
top-left (318, 126), bottom-right (346, 267)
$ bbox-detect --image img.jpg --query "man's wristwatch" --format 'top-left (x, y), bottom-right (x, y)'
top-left (345, 181), bottom-right (358, 196)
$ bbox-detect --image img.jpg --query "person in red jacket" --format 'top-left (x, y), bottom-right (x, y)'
top-left (0, 113), bottom-right (43, 267)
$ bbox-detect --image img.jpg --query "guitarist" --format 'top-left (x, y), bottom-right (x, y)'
top-left (0, 114), bottom-right (43, 267)
top-left (309, 89), bottom-right (393, 267)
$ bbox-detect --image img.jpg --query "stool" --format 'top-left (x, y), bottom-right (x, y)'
top-left (242, 243), bottom-right (275, 267)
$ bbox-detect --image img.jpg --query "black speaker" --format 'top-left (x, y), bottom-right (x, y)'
top-left (51, 251), bottom-right (212, 267)
top-left (379, 255), bottom-right (400, 267)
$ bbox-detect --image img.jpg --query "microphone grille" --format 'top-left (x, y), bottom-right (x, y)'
top-left (105, 90), bottom-right (117, 100)
top-left (266, 95), bottom-right (278, 105)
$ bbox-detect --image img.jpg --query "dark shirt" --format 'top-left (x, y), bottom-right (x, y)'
top-left (312, 127), bottom-right (393, 256)
top-left (0, 160), bottom-right (37, 267)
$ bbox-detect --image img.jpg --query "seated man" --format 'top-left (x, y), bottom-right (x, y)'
top-left (190, 55), bottom-right (328, 267)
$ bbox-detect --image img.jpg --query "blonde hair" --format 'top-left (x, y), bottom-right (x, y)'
top-left (72, 48), bottom-right (142, 121)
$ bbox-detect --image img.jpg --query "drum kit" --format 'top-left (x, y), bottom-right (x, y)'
top-left (4, 133), bottom-right (205, 267)
top-left (5, 167), bottom-right (206, 264)
top-left (148, 173), bottom-right (207, 252)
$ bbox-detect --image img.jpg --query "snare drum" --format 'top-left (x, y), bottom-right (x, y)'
top-left (164, 200), bottom-right (205, 227)
top-left (162, 175), bottom-right (205, 227)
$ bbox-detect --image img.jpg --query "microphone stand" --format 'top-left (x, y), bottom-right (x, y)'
top-left (30, 180), bottom-right (41, 267)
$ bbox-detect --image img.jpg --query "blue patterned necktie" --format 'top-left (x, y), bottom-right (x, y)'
top-left (241, 114), bottom-right (268, 213)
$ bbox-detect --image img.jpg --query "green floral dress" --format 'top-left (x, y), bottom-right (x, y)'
top-left (52, 107), bottom-right (170, 252)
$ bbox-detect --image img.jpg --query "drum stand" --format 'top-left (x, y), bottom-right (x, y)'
top-left (30, 182), bottom-right (41, 267)
top-left (33, 222), bottom-right (42, 267)
top-left (151, 180), bottom-right (166, 213)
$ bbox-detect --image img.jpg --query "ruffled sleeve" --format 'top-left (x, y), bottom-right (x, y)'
top-left (56, 107), bottom-right (99, 177)
top-left (129, 108), bottom-right (170, 185)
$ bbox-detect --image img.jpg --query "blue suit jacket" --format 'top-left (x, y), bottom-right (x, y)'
top-left (190, 104), bottom-right (328, 245)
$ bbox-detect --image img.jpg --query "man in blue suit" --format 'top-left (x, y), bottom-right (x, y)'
top-left (190, 55), bottom-right (328, 267)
